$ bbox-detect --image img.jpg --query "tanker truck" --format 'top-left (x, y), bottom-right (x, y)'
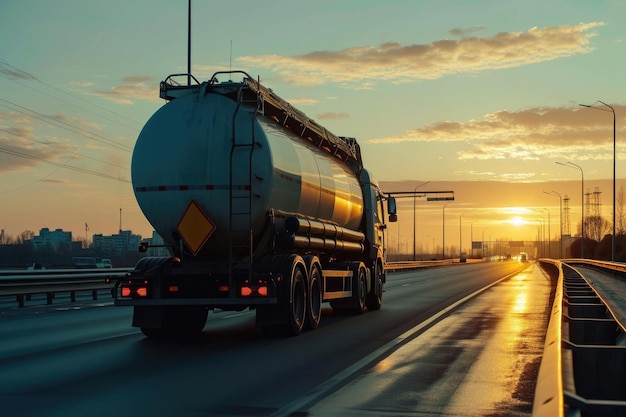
top-left (112, 71), bottom-right (397, 339)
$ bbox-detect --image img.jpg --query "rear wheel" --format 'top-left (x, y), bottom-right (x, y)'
top-left (257, 255), bottom-right (307, 336)
top-left (305, 259), bottom-right (323, 330)
top-left (286, 265), bottom-right (306, 335)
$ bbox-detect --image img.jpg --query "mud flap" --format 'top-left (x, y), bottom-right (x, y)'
top-left (133, 306), bottom-right (165, 328)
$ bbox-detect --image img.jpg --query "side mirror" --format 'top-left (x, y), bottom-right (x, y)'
top-left (387, 197), bottom-right (397, 222)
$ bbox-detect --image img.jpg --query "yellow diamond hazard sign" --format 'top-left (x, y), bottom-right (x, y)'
top-left (177, 200), bottom-right (216, 255)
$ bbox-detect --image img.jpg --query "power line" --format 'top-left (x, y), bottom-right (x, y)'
top-left (0, 58), bottom-right (143, 132)
top-left (0, 126), bottom-right (130, 171)
top-left (0, 144), bottom-right (130, 183)
top-left (0, 99), bottom-right (132, 152)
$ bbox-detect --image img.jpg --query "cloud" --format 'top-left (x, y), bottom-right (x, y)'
top-left (70, 81), bottom-right (96, 88)
top-left (0, 116), bottom-right (69, 173)
top-left (370, 104), bottom-right (625, 162)
top-left (40, 178), bottom-right (71, 184)
top-left (0, 59), bottom-right (38, 81)
top-left (237, 22), bottom-right (604, 86)
top-left (78, 75), bottom-right (158, 105)
top-left (287, 97), bottom-right (319, 106)
top-left (449, 26), bottom-right (486, 38)
top-left (0, 111), bottom-right (83, 173)
top-left (316, 112), bottom-right (350, 120)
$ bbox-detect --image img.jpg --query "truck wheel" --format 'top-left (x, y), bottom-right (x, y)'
top-left (305, 259), bottom-right (322, 330)
top-left (365, 261), bottom-right (383, 311)
top-left (286, 264), bottom-right (306, 336)
top-left (353, 263), bottom-right (367, 314)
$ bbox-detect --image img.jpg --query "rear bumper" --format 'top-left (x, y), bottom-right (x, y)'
top-left (114, 297), bottom-right (278, 307)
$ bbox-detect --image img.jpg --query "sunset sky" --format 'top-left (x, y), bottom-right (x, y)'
top-left (1, 0), bottom-right (625, 254)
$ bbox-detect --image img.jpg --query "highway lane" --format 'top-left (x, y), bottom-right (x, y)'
top-left (304, 262), bottom-right (552, 417)
top-left (0, 261), bottom-right (537, 417)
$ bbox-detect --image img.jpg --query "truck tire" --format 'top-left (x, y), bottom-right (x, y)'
top-left (365, 260), bottom-right (383, 311)
top-left (353, 263), bottom-right (368, 314)
top-left (304, 257), bottom-right (322, 330)
top-left (286, 262), bottom-right (307, 336)
top-left (259, 254), bottom-right (307, 336)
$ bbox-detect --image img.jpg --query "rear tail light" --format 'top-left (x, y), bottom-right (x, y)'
top-left (120, 281), bottom-right (150, 298)
top-left (240, 280), bottom-right (269, 297)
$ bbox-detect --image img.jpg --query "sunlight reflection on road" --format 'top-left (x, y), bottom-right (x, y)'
top-left (307, 264), bottom-right (551, 416)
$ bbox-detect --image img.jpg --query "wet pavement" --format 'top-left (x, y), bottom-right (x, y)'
top-left (306, 263), bottom-right (553, 417)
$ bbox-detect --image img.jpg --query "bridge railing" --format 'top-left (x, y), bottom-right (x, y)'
top-left (534, 259), bottom-right (626, 417)
top-left (0, 268), bottom-right (131, 307)
top-left (0, 259), bottom-right (472, 308)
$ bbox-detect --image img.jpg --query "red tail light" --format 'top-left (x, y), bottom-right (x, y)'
top-left (240, 283), bottom-right (269, 297)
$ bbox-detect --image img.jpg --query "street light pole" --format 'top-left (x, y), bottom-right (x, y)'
top-left (542, 208), bottom-right (550, 258)
top-left (482, 227), bottom-right (491, 259)
top-left (544, 191), bottom-right (563, 259)
top-left (442, 202), bottom-right (452, 260)
top-left (556, 161), bottom-right (584, 258)
top-left (459, 210), bottom-right (475, 261)
top-left (470, 221), bottom-right (476, 258)
top-left (580, 101), bottom-right (616, 261)
top-left (413, 181), bottom-right (430, 261)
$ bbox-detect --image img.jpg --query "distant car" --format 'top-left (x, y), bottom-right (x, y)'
top-left (96, 259), bottom-right (113, 268)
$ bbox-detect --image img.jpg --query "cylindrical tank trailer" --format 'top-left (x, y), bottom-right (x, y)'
top-left (114, 71), bottom-right (396, 338)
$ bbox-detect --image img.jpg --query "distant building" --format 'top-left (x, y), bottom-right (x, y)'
top-left (92, 230), bottom-right (142, 254)
top-left (32, 228), bottom-right (72, 251)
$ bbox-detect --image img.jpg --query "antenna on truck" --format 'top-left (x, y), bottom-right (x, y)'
top-left (187, 0), bottom-right (192, 86)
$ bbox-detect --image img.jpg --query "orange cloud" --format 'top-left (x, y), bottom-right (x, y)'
top-left (369, 104), bottom-right (625, 162)
top-left (0, 112), bottom-right (70, 172)
top-left (237, 22), bottom-right (604, 86)
top-left (316, 112), bottom-right (350, 120)
top-left (78, 75), bottom-right (158, 105)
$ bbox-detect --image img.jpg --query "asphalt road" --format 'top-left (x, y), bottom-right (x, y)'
top-left (0, 261), bottom-right (543, 417)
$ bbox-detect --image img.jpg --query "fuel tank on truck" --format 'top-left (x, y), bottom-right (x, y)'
top-left (131, 75), bottom-right (364, 258)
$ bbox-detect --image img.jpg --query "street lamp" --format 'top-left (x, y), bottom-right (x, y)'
top-left (459, 209), bottom-right (475, 261)
top-left (541, 208), bottom-right (550, 258)
top-left (580, 101), bottom-right (616, 261)
top-left (556, 161), bottom-right (584, 258)
top-left (481, 226), bottom-right (493, 259)
top-left (470, 220), bottom-right (479, 258)
top-left (544, 191), bottom-right (563, 259)
top-left (442, 202), bottom-right (452, 259)
top-left (530, 210), bottom-right (546, 258)
top-left (413, 181), bottom-right (430, 261)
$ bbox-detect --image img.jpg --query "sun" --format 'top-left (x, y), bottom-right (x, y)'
top-left (510, 216), bottom-right (525, 226)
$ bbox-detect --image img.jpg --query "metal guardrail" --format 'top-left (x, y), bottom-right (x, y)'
top-left (534, 259), bottom-right (626, 417)
top-left (384, 259), bottom-right (454, 271)
top-left (0, 268), bottom-right (131, 307)
top-left (0, 260), bottom-right (462, 308)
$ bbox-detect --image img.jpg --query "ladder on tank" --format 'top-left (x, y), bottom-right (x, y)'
top-left (227, 86), bottom-right (262, 292)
